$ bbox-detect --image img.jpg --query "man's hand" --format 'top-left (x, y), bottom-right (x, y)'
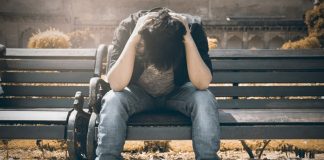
top-left (169, 13), bottom-right (190, 36)
top-left (171, 13), bottom-right (212, 90)
top-left (132, 13), bottom-right (157, 37)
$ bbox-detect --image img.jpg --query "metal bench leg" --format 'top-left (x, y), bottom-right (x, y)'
top-left (67, 91), bottom-right (90, 159)
top-left (87, 112), bottom-right (98, 160)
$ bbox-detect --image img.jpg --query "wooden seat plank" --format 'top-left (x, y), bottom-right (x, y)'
top-left (1, 72), bottom-right (93, 83)
top-left (127, 109), bottom-right (324, 126)
top-left (1, 59), bottom-right (95, 70)
top-left (4, 48), bottom-right (96, 58)
top-left (0, 110), bottom-right (71, 123)
top-left (209, 86), bottom-right (324, 97)
top-left (212, 72), bottom-right (324, 83)
top-left (1, 86), bottom-right (89, 97)
top-left (0, 98), bottom-right (89, 108)
top-left (212, 59), bottom-right (324, 70)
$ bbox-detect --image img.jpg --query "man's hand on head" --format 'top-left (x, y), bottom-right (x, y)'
top-left (169, 13), bottom-right (190, 35)
top-left (133, 13), bottom-right (157, 36)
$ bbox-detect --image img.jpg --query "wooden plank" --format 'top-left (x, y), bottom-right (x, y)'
top-left (209, 86), bottom-right (324, 97)
top-left (124, 125), bottom-right (324, 140)
top-left (128, 109), bottom-right (324, 126)
top-left (217, 99), bottom-right (324, 109)
top-left (209, 49), bottom-right (324, 58)
top-left (4, 48), bottom-right (96, 58)
top-left (0, 125), bottom-right (66, 139)
top-left (1, 86), bottom-right (89, 97)
top-left (0, 98), bottom-right (89, 108)
top-left (219, 109), bottom-right (324, 124)
top-left (0, 110), bottom-right (71, 123)
top-left (1, 59), bottom-right (95, 70)
top-left (211, 59), bottom-right (324, 70)
top-left (1, 72), bottom-right (93, 83)
top-left (212, 72), bottom-right (324, 83)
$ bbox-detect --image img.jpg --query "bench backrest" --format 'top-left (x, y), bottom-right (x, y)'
top-left (0, 46), bottom-right (107, 109)
top-left (209, 49), bottom-right (324, 109)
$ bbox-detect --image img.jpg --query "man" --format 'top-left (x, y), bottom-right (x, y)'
top-left (97, 8), bottom-right (220, 160)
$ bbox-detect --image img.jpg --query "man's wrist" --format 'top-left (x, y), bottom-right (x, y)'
top-left (183, 34), bottom-right (194, 43)
top-left (129, 33), bottom-right (141, 44)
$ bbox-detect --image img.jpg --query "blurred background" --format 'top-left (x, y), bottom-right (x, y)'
top-left (0, 0), bottom-right (316, 49)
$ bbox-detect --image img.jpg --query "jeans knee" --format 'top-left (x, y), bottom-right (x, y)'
top-left (100, 90), bottom-right (130, 116)
top-left (192, 90), bottom-right (217, 107)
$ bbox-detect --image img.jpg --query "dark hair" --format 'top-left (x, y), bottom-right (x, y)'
top-left (139, 9), bottom-right (187, 70)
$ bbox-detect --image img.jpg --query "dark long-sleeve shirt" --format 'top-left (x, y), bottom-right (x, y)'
top-left (109, 9), bottom-right (212, 87)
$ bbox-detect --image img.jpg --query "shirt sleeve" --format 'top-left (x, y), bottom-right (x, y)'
top-left (108, 16), bottom-right (134, 70)
top-left (190, 23), bottom-right (213, 74)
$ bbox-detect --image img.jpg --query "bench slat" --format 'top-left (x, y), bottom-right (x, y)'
top-left (125, 125), bottom-right (324, 140)
top-left (0, 98), bottom-right (89, 108)
top-left (217, 99), bottom-right (324, 109)
top-left (212, 72), bottom-right (324, 83)
top-left (209, 86), bottom-right (324, 97)
top-left (0, 125), bottom-right (66, 139)
top-left (0, 110), bottom-right (71, 123)
top-left (1, 72), bottom-right (93, 83)
top-left (4, 48), bottom-right (96, 58)
top-left (128, 109), bottom-right (324, 126)
top-left (212, 59), bottom-right (324, 70)
top-left (1, 59), bottom-right (95, 70)
top-left (209, 49), bottom-right (324, 58)
top-left (1, 86), bottom-right (89, 97)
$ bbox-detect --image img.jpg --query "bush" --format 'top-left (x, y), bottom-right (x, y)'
top-left (68, 29), bottom-right (95, 48)
top-left (282, 2), bottom-right (323, 49)
top-left (281, 36), bottom-right (321, 49)
top-left (27, 28), bottom-right (71, 48)
top-left (208, 37), bottom-right (218, 49)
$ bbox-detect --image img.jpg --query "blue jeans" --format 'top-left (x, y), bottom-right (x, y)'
top-left (96, 82), bottom-right (220, 160)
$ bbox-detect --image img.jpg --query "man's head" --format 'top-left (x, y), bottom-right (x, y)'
top-left (139, 9), bottom-right (187, 70)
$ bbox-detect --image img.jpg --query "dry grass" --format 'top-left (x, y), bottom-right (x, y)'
top-left (1, 140), bottom-right (324, 159)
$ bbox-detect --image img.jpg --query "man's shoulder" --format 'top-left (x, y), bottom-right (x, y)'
top-left (119, 10), bottom-right (148, 27)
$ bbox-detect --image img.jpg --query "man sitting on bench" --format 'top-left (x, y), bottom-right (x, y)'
top-left (97, 8), bottom-right (220, 160)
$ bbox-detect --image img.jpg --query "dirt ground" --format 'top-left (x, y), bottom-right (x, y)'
top-left (1, 140), bottom-right (324, 159)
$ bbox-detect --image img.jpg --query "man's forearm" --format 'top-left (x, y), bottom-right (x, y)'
top-left (107, 34), bottom-right (140, 91)
top-left (184, 34), bottom-right (212, 90)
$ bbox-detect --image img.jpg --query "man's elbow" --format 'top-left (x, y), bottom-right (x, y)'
top-left (193, 80), bottom-right (210, 90)
top-left (107, 77), bottom-right (127, 92)
top-left (193, 76), bottom-right (212, 90)
top-left (109, 82), bottom-right (126, 92)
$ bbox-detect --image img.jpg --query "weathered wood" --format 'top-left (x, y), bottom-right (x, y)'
top-left (217, 99), bottom-right (324, 109)
top-left (0, 110), bottom-right (71, 123)
top-left (123, 125), bottom-right (324, 140)
top-left (1, 59), bottom-right (95, 70)
top-left (1, 72), bottom-right (93, 83)
top-left (211, 59), bottom-right (324, 70)
top-left (209, 86), bottom-right (324, 97)
top-left (0, 125), bottom-right (66, 139)
top-left (212, 72), bottom-right (324, 83)
top-left (209, 49), bottom-right (324, 58)
top-left (4, 48), bottom-right (96, 58)
top-left (0, 98), bottom-right (90, 108)
top-left (1, 86), bottom-right (89, 97)
top-left (127, 109), bottom-right (324, 126)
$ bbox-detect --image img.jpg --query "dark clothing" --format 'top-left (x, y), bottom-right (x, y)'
top-left (109, 9), bottom-right (212, 87)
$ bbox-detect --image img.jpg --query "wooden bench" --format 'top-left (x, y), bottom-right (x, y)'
top-left (84, 47), bottom-right (324, 159)
top-left (0, 44), bottom-right (108, 159)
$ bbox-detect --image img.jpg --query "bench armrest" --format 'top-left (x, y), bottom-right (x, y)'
top-left (94, 44), bottom-right (108, 77)
top-left (89, 77), bottom-right (110, 114)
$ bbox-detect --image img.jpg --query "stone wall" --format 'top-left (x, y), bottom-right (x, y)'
top-left (0, 0), bottom-right (313, 48)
